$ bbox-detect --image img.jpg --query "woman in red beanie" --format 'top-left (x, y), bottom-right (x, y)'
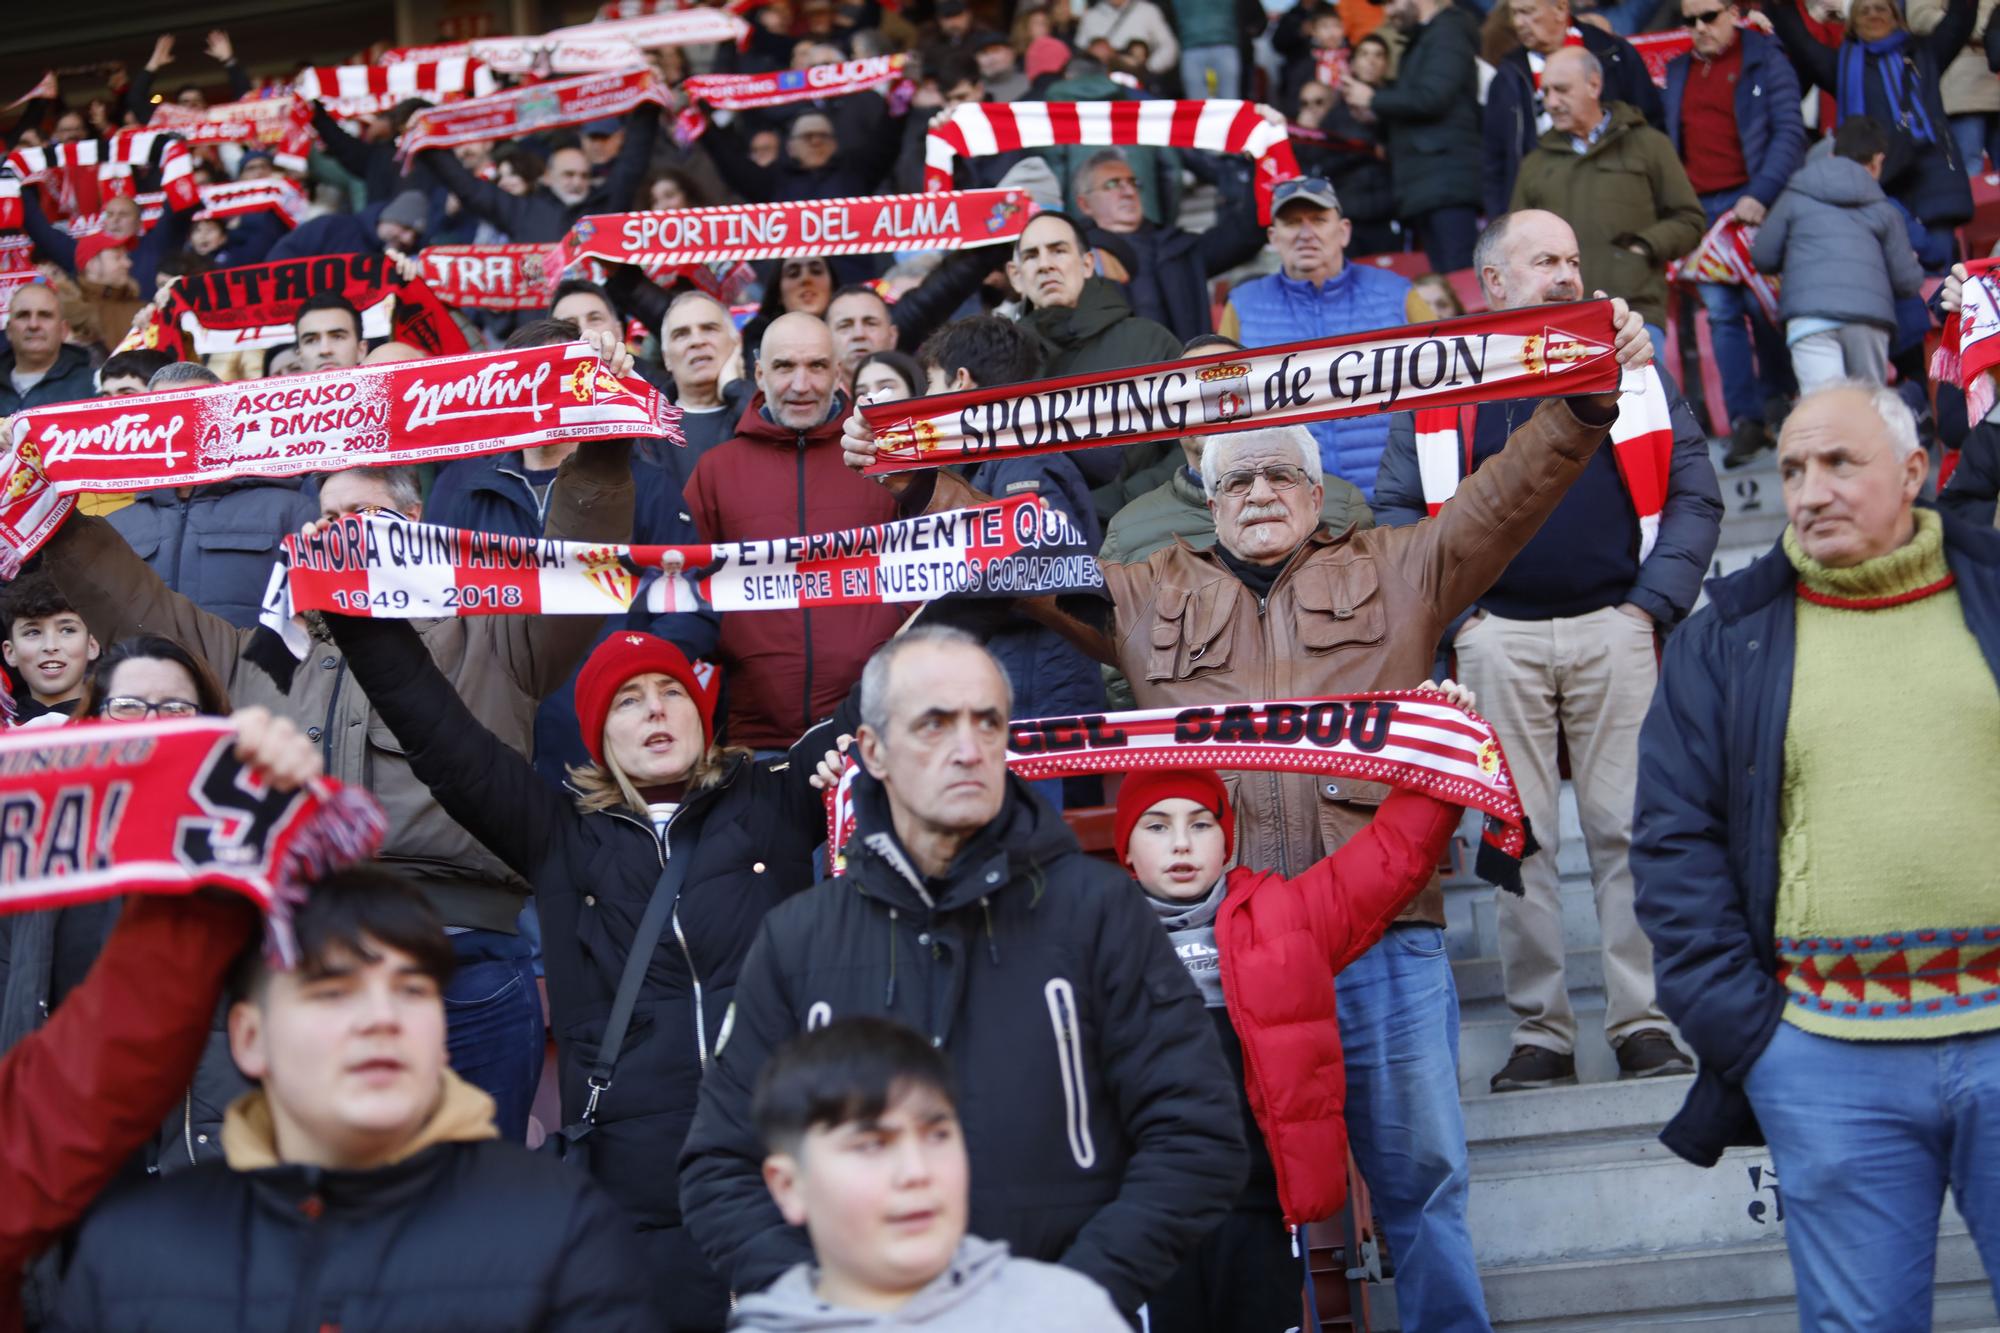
top-left (321, 605), bottom-right (857, 1332)
top-left (1120, 680), bottom-right (1475, 1333)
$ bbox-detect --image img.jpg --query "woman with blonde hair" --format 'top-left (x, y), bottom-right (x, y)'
top-left (324, 609), bottom-right (854, 1333)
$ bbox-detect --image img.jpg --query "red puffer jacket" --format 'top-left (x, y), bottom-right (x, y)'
top-left (0, 894), bottom-right (255, 1333)
top-left (683, 393), bottom-right (908, 749)
top-left (1214, 789), bottom-right (1461, 1226)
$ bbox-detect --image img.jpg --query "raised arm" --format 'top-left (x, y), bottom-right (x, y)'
top-left (18, 187), bottom-right (77, 273)
top-left (1766, 0), bottom-right (1840, 94)
top-left (421, 146), bottom-right (533, 237)
top-left (1291, 788), bottom-right (1462, 971)
top-left (310, 103), bottom-right (380, 183)
top-left (1920, 0), bottom-right (1979, 67)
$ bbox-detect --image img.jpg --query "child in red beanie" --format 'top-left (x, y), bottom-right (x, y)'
top-left (1120, 680), bottom-right (1475, 1333)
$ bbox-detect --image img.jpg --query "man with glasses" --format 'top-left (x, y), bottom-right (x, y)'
top-left (1376, 209), bottom-right (1720, 1095)
top-left (1073, 147), bottom-right (1267, 343)
top-left (1220, 178), bottom-right (1438, 500)
top-left (843, 293), bottom-right (1656, 1333)
top-left (35, 328), bottom-right (643, 1150)
top-left (1663, 0), bottom-right (1805, 467)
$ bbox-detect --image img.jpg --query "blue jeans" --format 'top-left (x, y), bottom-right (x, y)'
top-left (1180, 45), bottom-right (1242, 99)
top-left (445, 928), bottom-right (545, 1144)
top-left (1744, 1022), bottom-right (2000, 1331)
top-left (1337, 927), bottom-right (1492, 1330)
top-left (1645, 322), bottom-right (1672, 387)
top-left (1698, 191), bottom-right (1794, 423)
top-left (1951, 112), bottom-right (2000, 176)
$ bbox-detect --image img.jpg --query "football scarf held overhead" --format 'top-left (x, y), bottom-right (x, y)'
top-left (398, 68), bottom-right (671, 157)
top-left (549, 189), bottom-right (1036, 271)
top-left (0, 340), bottom-right (681, 576)
top-left (863, 301), bottom-right (1623, 476)
top-left (682, 54), bottom-right (908, 114)
top-left (1933, 257), bottom-right (2000, 422)
top-left (295, 58), bottom-right (497, 113)
top-left (925, 100), bottom-right (1300, 222)
top-left (0, 130), bottom-right (196, 230)
top-left (1415, 365), bottom-right (1673, 560)
top-left (416, 244), bottom-right (561, 311)
top-left (274, 495), bottom-right (1104, 630)
top-left (121, 252), bottom-right (470, 359)
top-left (826, 694), bottom-right (1532, 887)
top-left (0, 718), bottom-right (386, 964)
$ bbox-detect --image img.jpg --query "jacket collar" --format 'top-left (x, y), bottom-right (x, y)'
top-left (221, 1066), bottom-right (498, 1172)
top-left (732, 389), bottom-right (852, 447)
top-left (844, 768), bottom-right (1077, 915)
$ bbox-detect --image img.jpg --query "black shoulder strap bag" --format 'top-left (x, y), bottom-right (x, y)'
top-left (544, 805), bottom-right (707, 1168)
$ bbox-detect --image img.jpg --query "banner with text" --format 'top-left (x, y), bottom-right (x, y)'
top-left (861, 301), bottom-right (1622, 475)
top-left (398, 68), bottom-right (670, 157)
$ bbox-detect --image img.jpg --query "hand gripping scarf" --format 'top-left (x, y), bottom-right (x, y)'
top-left (548, 189), bottom-right (1036, 271)
top-left (825, 693), bottom-right (1532, 888)
top-left (861, 300), bottom-right (1623, 476)
top-left (270, 495), bottom-right (1104, 642)
top-left (1667, 213), bottom-right (1779, 325)
top-left (1932, 257), bottom-right (2000, 422)
top-left (1414, 365), bottom-right (1674, 560)
top-left (923, 100), bottom-right (1301, 222)
top-left (415, 244), bottom-right (563, 311)
top-left (0, 340), bottom-right (681, 576)
top-left (0, 718), bottom-right (386, 965)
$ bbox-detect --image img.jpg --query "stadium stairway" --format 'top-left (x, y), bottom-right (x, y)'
top-left (1351, 447), bottom-right (1999, 1330)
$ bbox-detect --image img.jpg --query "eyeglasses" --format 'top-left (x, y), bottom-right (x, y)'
top-left (1685, 8), bottom-right (1730, 23)
top-left (101, 697), bottom-right (201, 721)
top-left (1215, 464), bottom-right (1311, 498)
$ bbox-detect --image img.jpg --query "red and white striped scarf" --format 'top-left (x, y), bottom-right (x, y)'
top-left (397, 68), bottom-right (672, 157)
top-left (295, 58), bottom-right (497, 113)
top-left (1413, 365), bottom-right (1674, 560)
top-left (0, 717), bottom-right (386, 964)
top-left (924, 100), bottom-right (1301, 222)
top-left (193, 178), bottom-right (309, 228)
top-left (148, 96), bottom-right (316, 171)
top-left (1932, 257), bottom-right (2000, 423)
top-left (0, 130), bottom-right (195, 229)
top-left (826, 694), bottom-right (1530, 883)
top-left (1527, 27), bottom-right (1589, 92)
top-left (1668, 213), bottom-right (1779, 325)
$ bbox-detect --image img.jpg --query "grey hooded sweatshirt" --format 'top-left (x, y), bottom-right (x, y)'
top-left (1750, 145), bottom-right (1926, 332)
top-left (729, 1236), bottom-right (1128, 1331)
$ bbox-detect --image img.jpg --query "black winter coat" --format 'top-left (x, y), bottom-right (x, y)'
top-left (51, 1142), bottom-right (657, 1331)
top-left (1085, 166), bottom-right (1267, 342)
top-left (678, 771), bottom-right (1248, 1316)
top-left (326, 613), bottom-right (847, 1324)
top-left (1368, 4), bottom-right (1485, 217)
top-left (1631, 512), bottom-right (2000, 1168)
top-left (1483, 23), bottom-right (1668, 218)
top-left (421, 106), bottom-right (659, 243)
top-left (1941, 423), bottom-right (2000, 526)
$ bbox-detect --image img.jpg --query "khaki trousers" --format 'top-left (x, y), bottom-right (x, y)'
top-left (1453, 604), bottom-right (1667, 1053)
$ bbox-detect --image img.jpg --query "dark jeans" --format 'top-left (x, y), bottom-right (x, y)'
top-left (444, 928), bottom-right (544, 1144)
top-left (1148, 1207), bottom-right (1300, 1333)
top-left (1415, 206), bottom-right (1479, 274)
top-left (1697, 190), bottom-right (1794, 424)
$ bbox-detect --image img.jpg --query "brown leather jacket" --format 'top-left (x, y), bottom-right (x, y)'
top-left (918, 396), bottom-right (1617, 925)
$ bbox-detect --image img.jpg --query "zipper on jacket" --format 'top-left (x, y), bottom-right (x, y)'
top-left (1043, 978), bottom-right (1096, 1169)
top-left (608, 805), bottom-right (714, 1076)
top-left (795, 434), bottom-right (814, 736)
top-left (182, 1087), bottom-right (197, 1166)
top-left (318, 663), bottom-right (345, 770)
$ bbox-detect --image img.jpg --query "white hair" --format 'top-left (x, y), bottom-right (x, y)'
top-left (1792, 379), bottom-right (1922, 462)
top-left (1199, 425), bottom-right (1323, 498)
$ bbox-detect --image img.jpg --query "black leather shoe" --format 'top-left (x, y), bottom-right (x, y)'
top-left (1722, 418), bottom-right (1771, 468)
top-left (1616, 1030), bottom-right (1694, 1079)
top-left (1490, 1044), bottom-right (1578, 1093)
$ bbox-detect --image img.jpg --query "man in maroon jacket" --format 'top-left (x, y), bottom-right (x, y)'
top-left (683, 312), bottom-right (907, 750)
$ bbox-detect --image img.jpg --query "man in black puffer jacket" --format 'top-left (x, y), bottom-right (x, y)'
top-left (52, 868), bottom-right (657, 1333)
top-left (680, 626), bottom-right (1247, 1318)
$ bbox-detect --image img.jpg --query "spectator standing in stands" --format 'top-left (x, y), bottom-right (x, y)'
top-left (974, 31), bottom-right (1033, 101)
top-left (93, 349), bottom-right (171, 397)
top-left (293, 292), bottom-right (365, 373)
top-left (844, 294), bottom-right (1655, 1330)
top-left (1220, 178), bottom-right (1437, 498)
top-left (660, 291), bottom-right (753, 481)
top-left (308, 97), bottom-right (430, 206)
top-left (422, 109), bottom-right (659, 245)
top-left (1075, 0), bottom-right (1183, 79)
top-left (681, 627), bottom-right (1248, 1318)
top-left (1664, 0), bottom-right (1805, 467)
top-left (1, 284), bottom-right (94, 413)
top-left (1101, 335), bottom-right (1375, 568)
top-left (18, 190), bottom-right (192, 300)
top-left (106, 363), bottom-right (319, 631)
top-left (1751, 117), bottom-right (1927, 392)
top-left (1375, 209), bottom-right (1722, 1091)
top-left (1073, 147), bottom-right (1268, 342)
top-left (0, 573), bottom-right (97, 728)
top-left (683, 313), bottom-right (905, 751)
top-left (267, 188), bottom-right (430, 263)
top-left (1484, 0), bottom-right (1665, 219)
top-left (1006, 212), bottom-right (1183, 506)
top-left (54, 871), bottom-right (658, 1331)
top-left (1339, 0), bottom-right (1484, 271)
top-left (1768, 0), bottom-right (1976, 234)
top-left (1633, 381), bottom-right (2000, 1326)
top-left (1914, 0), bottom-right (2000, 174)
top-left (1170, 0), bottom-right (1251, 95)
top-left (1511, 47), bottom-right (1706, 367)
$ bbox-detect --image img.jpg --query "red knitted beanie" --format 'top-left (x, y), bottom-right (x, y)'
top-left (574, 631), bottom-right (720, 766)
top-left (1113, 768), bottom-right (1235, 869)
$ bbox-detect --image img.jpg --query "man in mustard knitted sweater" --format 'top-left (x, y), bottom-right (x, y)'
top-left (1633, 380), bottom-right (2000, 1331)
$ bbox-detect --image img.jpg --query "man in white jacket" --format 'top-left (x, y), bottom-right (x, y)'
top-left (1075, 0), bottom-right (1182, 77)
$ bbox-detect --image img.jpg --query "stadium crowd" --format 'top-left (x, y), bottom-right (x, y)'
top-left (0, 0), bottom-right (1996, 1328)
